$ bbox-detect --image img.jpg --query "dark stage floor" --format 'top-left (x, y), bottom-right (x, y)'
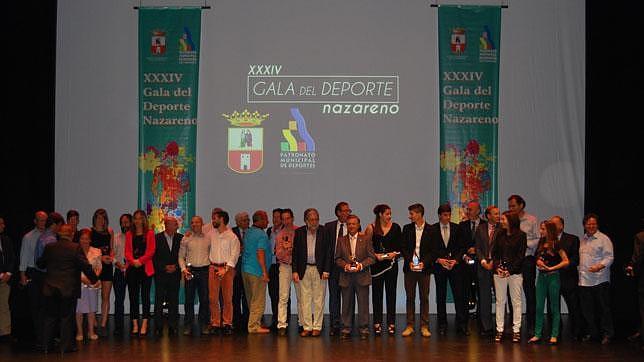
top-left (1, 315), bottom-right (642, 361)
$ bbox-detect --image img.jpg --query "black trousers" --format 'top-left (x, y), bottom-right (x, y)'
top-left (434, 265), bottom-right (467, 329)
top-left (328, 269), bottom-right (343, 330)
top-left (184, 267), bottom-right (209, 326)
top-left (521, 256), bottom-right (537, 333)
top-left (26, 268), bottom-right (45, 346)
top-left (154, 272), bottom-right (180, 330)
top-left (464, 262), bottom-right (478, 313)
top-left (560, 283), bottom-right (582, 338)
top-left (372, 265), bottom-right (398, 326)
top-left (639, 279), bottom-right (644, 343)
top-left (579, 282), bottom-right (614, 338)
top-left (127, 267), bottom-right (151, 320)
top-left (477, 266), bottom-right (494, 332)
top-left (113, 268), bottom-right (127, 330)
top-left (232, 263), bottom-right (249, 331)
top-left (42, 293), bottom-right (77, 353)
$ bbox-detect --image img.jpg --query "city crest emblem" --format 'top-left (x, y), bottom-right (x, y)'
top-left (151, 30), bottom-right (167, 55)
top-left (223, 110), bottom-right (268, 174)
top-left (450, 27), bottom-right (466, 54)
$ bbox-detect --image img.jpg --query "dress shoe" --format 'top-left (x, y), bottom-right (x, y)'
top-left (329, 328), bottom-right (340, 336)
top-left (311, 330), bottom-right (321, 337)
top-left (209, 326), bottom-right (221, 336)
top-left (154, 328), bottom-right (163, 338)
top-left (360, 331), bottom-right (369, 340)
top-left (300, 330), bottom-right (311, 337)
top-left (61, 345), bottom-right (79, 353)
top-left (168, 328), bottom-right (177, 336)
top-left (627, 332), bottom-right (640, 343)
top-left (457, 328), bottom-right (470, 336)
top-left (438, 327), bottom-right (447, 336)
top-left (183, 327), bottom-right (192, 336)
top-left (601, 336), bottom-right (611, 345)
top-left (421, 326), bottom-right (432, 338)
top-left (480, 329), bottom-right (494, 337)
top-left (250, 327), bottom-right (271, 334)
top-left (341, 332), bottom-right (352, 339)
top-left (581, 334), bottom-right (593, 343)
top-left (201, 325), bottom-right (210, 335)
top-left (223, 325), bottom-right (233, 336)
top-left (278, 328), bottom-right (287, 336)
top-left (401, 326), bottom-right (415, 337)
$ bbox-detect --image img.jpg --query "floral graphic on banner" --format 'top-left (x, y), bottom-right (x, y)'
top-left (139, 140), bottom-right (193, 231)
top-left (440, 139), bottom-right (494, 220)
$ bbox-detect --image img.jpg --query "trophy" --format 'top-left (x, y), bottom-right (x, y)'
top-left (349, 255), bottom-right (358, 271)
top-left (498, 259), bottom-right (510, 275)
top-left (185, 262), bottom-right (194, 280)
top-left (412, 252), bottom-right (422, 271)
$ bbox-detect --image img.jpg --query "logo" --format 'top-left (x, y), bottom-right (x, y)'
top-left (450, 28), bottom-right (466, 55)
top-left (478, 25), bottom-right (497, 63)
top-left (280, 108), bottom-right (317, 170)
top-left (178, 27), bottom-right (198, 64)
top-left (223, 110), bottom-right (268, 174)
top-left (151, 30), bottom-right (166, 55)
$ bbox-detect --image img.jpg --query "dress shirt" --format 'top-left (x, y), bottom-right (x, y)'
top-left (306, 228), bottom-right (317, 264)
top-left (209, 228), bottom-right (240, 268)
top-left (19, 228), bottom-right (42, 271)
top-left (349, 233), bottom-right (358, 257)
top-left (336, 222), bottom-right (347, 248)
top-left (164, 232), bottom-right (175, 251)
top-left (269, 225), bottom-right (282, 265)
top-left (178, 232), bottom-right (211, 271)
top-left (415, 222), bottom-right (425, 257)
top-left (579, 231), bottom-right (614, 287)
top-left (519, 212), bottom-right (540, 256)
top-left (440, 223), bottom-right (450, 247)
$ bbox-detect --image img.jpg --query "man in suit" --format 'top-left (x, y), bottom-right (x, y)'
top-left (292, 208), bottom-right (331, 337)
top-left (324, 201), bottom-right (352, 336)
top-left (430, 203), bottom-right (469, 335)
top-left (626, 225), bottom-right (644, 351)
top-left (231, 212), bottom-right (250, 333)
top-left (153, 216), bottom-right (183, 337)
top-left (335, 214), bottom-right (375, 339)
top-left (266, 208), bottom-right (283, 331)
top-left (0, 216), bottom-right (17, 340)
top-left (400, 203), bottom-right (433, 338)
top-left (36, 224), bottom-right (97, 353)
top-left (550, 215), bottom-right (581, 339)
top-left (475, 205), bottom-right (500, 336)
top-left (458, 201), bottom-right (482, 317)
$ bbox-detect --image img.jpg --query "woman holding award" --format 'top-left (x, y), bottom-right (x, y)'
top-left (365, 204), bottom-right (402, 336)
top-left (491, 211), bottom-right (527, 343)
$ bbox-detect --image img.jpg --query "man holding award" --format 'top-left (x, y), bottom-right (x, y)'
top-left (400, 204), bottom-right (433, 337)
top-left (334, 215), bottom-right (376, 339)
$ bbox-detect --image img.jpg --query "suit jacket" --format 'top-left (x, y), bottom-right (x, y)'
top-left (556, 231), bottom-right (580, 289)
top-left (335, 233), bottom-right (375, 287)
top-left (36, 239), bottom-right (98, 298)
top-left (0, 233), bottom-right (17, 275)
top-left (324, 220), bottom-right (342, 278)
top-left (429, 222), bottom-right (466, 266)
top-left (475, 221), bottom-right (501, 262)
top-left (400, 222), bottom-right (433, 274)
top-left (153, 232), bottom-right (183, 279)
top-left (458, 219), bottom-right (480, 250)
top-left (292, 226), bottom-right (331, 280)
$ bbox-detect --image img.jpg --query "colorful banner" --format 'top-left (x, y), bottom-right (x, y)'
top-left (139, 8), bottom-right (201, 233)
top-left (439, 5), bottom-right (501, 221)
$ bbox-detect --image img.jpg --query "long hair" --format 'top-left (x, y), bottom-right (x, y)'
top-left (92, 208), bottom-right (109, 231)
top-left (538, 221), bottom-right (558, 253)
top-left (131, 209), bottom-right (149, 234)
top-left (373, 204), bottom-right (390, 236)
top-left (503, 211), bottom-right (521, 235)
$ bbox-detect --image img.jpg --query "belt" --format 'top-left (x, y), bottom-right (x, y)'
top-left (306, 263), bottom-right (317, 266)
top-left (211, 263), bottom-right (226, 267)
top-left (189, 265), bottom-right (209, 271)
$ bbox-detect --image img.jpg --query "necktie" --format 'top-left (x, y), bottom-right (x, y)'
top-left (336, 223), bottom-right (344, 249)
top-left (471, 221), bottom-right (476, 238)
top-left (442, 225), bottom-right (449, 246)
top-left (488, 224), bottom-right (495, 241)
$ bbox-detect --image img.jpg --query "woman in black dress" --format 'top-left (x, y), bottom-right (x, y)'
top-left (90, 209), bottom-right (114, 335)
top-left (365, 204), bottom-right (402, 335)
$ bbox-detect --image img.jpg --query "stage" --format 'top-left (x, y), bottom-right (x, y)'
top-left (1, 315), bottom-right (641, 361)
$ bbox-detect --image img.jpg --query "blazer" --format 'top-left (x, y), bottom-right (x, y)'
top-left (153, 231), bottom-right (183, 278)
top-left (292, 226), bottom-right (331, 280)
top-left (475, 221), bottom-right (501, 261)
top-left (491, 230), bottom-right (527, 275)
top-left (400, 222), bottom-right (433, 274)
top-left (0, 233), bottom-right (17, 275)
top-left (555, 231), bottom-right (580, 289)
top-left (429, 222), bottom-right (466, 264)
top-left (36, 239), bottom-right (97, 299)
top-left (335, 233), bottom-right (376, 287)
top-left (125, 230), bottom-right (156, 277)
top-left (458, 219), bottom-right (480, 250)
top-left (324, 220), bottom-right (342, 278)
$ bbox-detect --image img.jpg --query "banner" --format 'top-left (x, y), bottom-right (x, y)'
top-left (439, 5), bottom-right (501, 221)
top-left (139, 8), bottom-right (201, 233)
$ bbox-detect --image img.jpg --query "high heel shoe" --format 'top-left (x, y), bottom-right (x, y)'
top-left (374, 324), bottom-right (382, 336)
top-left (139, 319), bottom-right (149, 337)
top-left (388, 324), bottom-right (396, 335)
top-left (528, 336), bottom-right (541, 344)
top-left (130, 320), bottom-right (139, 336)
top-left (548, 337), bottom-right (558, 345)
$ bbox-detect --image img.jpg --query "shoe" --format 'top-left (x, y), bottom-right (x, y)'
top-left (401, 326), bottom-right (415, 337)
top-left (223, 325), bottom-right (233, 336)
top-left (480, 329), bottom-right (494, 337)
top-left (528, 336), bottom-right (541, 344)
top-left (438, 325), bottom-right (447, 335)
top-left (627, 332), bottom-right (640, 343)
top-left (130, 320), bottom-right (139, 336)
top-left (300, 330), bottom-right (311, 337)
top-left (250, 327), bottom-right (270, 334)
top-left (494, 332), bottom-right (503, 343)
top-left (341, 332), bottom-right (352, 339)
top-left (512, 332), bottom-right (521, 343)
top-left (457, 328), bottom-right (470, 336)
top-left (278, 328), bottom-right (287, 336)
top-left (388, 324), bottom-right (396, 335)
top-left (89, 334), bottom-right (99, 341)
top-left (154, 328), bottom-right (163, 338)
top-left (548, 337), bottom-right (558, 345)
top-left (581, 334), bottom-right (592, 343)
top-left (113, 328), bottom-right (123, 336)
top-left (329, 328), bottom-right (340, 336)
top-left (168, 328), bottom-right (177, 336)
top-left (601, 336), bottom-right (611, 345)
top-left (311, 330), bottom-right (321, 337)
top-left (61, 345), bottom-right (79, 353)
top-left (75, 335), bottom-right (83, 342)
top-left (139, 319), bottom-right (148, 337)
top-left (208, 326), bottom-right (221, 335)
top-left (421, 326), bottom-right (432, 338)
top-left (183, 327), bottom-right (192, 336)
top-left (374, 324), bottom-right (382, 336)
top-left (201, 325), bottom-right (210, 335)
top-left (360, 331), bottom-right (369, 340)
top-left (298, 325), bottom-right (304, 333)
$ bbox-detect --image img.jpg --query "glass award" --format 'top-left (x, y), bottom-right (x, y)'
top-left (412, 253), bottom-right (421, 271)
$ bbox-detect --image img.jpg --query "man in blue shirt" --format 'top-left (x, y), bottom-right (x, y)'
top-left (241, 210), bottom-right (270, 333)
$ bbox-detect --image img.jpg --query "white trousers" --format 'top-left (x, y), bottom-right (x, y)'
top-left (295, 265), bottom-right (327, 331)
top-left (493, 273), bottom-right (523, 333)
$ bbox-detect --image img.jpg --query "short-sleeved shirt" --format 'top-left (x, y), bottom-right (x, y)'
top-left (241, 226), bottom-right (270, 277)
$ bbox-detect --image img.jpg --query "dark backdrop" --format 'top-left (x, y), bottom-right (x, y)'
top-left (0, 1), bottom-right (642, 335)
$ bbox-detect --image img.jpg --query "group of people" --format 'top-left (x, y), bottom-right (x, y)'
top-left (0, 194), bottom-right (643, 354)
